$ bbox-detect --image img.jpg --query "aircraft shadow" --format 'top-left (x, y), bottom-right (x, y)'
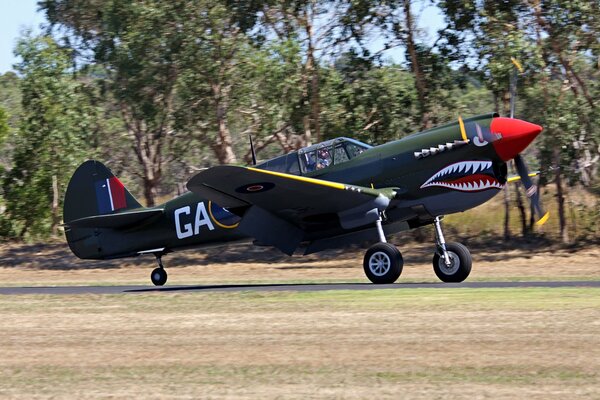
top-left (124, 281), bottom-right (444, 293)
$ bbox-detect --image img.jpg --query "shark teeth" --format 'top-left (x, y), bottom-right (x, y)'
top-left (422, 161), bottom-right (493, 186)
top-left (420, 161), bottom-right (503, 191)
top-left (423, 179), bottom-right (504, 192)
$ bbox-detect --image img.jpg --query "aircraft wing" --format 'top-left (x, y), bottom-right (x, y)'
top-left (187, 166), bottom-right (397, 254)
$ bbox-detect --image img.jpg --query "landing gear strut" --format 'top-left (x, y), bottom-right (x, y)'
top-left (150, 255), bottom-right (168, 286)
top-left (363, 215), bottom-right (403, 284)
top-left (432, 216), bottom-right (472, 282)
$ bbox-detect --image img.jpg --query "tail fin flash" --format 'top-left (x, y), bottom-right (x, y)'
top-left (64, 160), bottom-right (142, 224)
top-left (64, 160), bottom-right (144, 260)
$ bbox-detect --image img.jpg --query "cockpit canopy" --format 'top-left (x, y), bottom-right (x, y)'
top-left (256, 137), bottom-right (372, 175)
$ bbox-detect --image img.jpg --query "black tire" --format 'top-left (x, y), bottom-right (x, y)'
top-left (432, 242), bottom-right (472, 283)
top-left (363, 243), bottom-right (403, 284)
top-left (151, 267), bottom-right (168, 286)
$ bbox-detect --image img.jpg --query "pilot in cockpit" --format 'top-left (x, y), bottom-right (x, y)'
top-left (317, 149), bottom-right (332, 169)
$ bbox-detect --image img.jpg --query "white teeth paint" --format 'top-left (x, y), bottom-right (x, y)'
top-left (420, 160), bottom-right (502, 191)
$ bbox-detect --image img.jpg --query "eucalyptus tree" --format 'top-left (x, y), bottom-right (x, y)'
top-left (2, 34), bottom-right (91, 238)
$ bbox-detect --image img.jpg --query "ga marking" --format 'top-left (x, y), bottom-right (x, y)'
top-left (174, 202), bottom-right (215, 239)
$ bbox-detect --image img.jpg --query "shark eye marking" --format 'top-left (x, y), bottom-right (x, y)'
top-left (420, 160), bottom-right (504, 192)
top-left (473, 124), bottom-right (488, 146)
top-left (414, 140), bottom-right (469, 159)
top-left (467, 122), bottom-right (502, 147)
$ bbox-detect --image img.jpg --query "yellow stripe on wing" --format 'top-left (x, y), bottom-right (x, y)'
top-left (246, 167), bottom-right (346, 190)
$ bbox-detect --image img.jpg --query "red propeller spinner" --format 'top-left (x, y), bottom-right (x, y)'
top-left (490, 117), bottom-right (543, 161)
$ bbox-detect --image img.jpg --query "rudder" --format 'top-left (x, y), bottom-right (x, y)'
top-left (64, 160), bottom-right (142, 223)
top-left (63, 160), bottom-right (142, 259)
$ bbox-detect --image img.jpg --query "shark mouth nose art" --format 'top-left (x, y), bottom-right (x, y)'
top-left (420, 161), bottom-right (503, 192)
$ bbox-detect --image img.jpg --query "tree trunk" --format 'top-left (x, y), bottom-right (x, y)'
top-left (508, 161), bottom-right (528, 236)
top-left (133, 138), bottom-right (161, 207)
top-left (212, 82), bottom-right (237, 165)
top-left (304, 4), bottom-right (321, 143)
top-left (403, 0), bottom-right (431, 130)
top-left (122, 106), bottom-right (163, 207)
top-left (143, 177), bottom-right (158, 207)
top-left (554, 148), bottom-right (569, 244)
top-left (501, 90), bottom-right (511, 117)
top-left (51, 175), bottom-right (59, 237)
top-left (514, 183), bottom-right (528, 236)
top-left (301, 5), bottom-right (318, 145)
top-left (503, 185), bottom-right (511, 240)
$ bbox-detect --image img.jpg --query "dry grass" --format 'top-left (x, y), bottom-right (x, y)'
top-left (1, 289), bottom-right (599, 399)
top-left (1, 237), bottom-right (599, 398)
top-left (0, 239), bottom-right (598, 287)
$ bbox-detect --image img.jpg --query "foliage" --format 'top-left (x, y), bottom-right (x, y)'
top-left (1, 34), bottom-right (92, 238)
top-left (0, 107), bottom-right (7, 147)
top-left (0, 0), bottom-right (595, 241)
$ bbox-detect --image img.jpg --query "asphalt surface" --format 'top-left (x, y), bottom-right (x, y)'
top-left (1, 280), bottom-right (599, 295)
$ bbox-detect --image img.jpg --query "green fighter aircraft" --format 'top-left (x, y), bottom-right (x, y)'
top-left (63, 113), bottom-right (547, 286)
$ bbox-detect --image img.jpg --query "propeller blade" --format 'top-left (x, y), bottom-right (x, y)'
top-left (509, 73), bottom-right (517, 119)
top-left (509, 58), bottom-right (524, 119)
top-left (514, 154), bottom-right (549, 225)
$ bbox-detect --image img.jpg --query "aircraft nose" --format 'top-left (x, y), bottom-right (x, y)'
top-left (490, 117), bottom-right (543, 161)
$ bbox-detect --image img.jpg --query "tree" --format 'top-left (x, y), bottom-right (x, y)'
top-left (43, 0), bottom-right (193, 206)
top-left (320, 51), bottom-right (419, 144)
top-left (175, 1), bottom-right (252, 165)
top-left (2, 34), bottom-right (91, 238)
top-left (0, 106), bottom-right (8, 181)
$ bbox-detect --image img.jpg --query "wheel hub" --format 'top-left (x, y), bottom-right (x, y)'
top-left (369, 251), bottom-right (391, 276)
top-left (438, 251), bottom-right (460, 275)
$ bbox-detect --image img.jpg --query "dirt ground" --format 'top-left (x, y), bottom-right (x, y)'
top-left (0, 238), bottom-right (598, 286)
top-left (1, 240), bottom-right (599, 399)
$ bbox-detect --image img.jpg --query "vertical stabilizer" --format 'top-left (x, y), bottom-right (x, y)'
top-left (63, 160), bottom-right (143, 259)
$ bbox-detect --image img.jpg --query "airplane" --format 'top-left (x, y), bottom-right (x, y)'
top-left (63, 113), bottom-right (546, 286)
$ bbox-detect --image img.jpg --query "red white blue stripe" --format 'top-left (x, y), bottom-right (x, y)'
top-left (95, 177), bottom-right (127, 214)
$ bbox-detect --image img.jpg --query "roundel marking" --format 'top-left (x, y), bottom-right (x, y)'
top-left (208, 201), bottom-right (241, 229)
top-left (247, 185), bottom-right (264, 192)
top-left (235, 182), bottom-right (275, 194)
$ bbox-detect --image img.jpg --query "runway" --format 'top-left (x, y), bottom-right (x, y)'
top-left (1, 280), bottom-right (599, 295)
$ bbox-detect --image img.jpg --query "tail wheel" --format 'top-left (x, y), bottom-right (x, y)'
top-left (432, 242), bottom-right (472, 283)
top-left (363, 243), bottom-right (403, 284)
top-left (151, 268), bottom-right (168, 286)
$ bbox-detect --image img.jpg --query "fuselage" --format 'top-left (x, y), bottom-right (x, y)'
top-left (73, 113), bottom-right (542, 259)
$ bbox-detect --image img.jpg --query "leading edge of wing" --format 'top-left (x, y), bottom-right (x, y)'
top-left (187, 165), bottom-right (397, 203)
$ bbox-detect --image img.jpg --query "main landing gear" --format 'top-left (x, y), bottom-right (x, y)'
top-left (150, 255), bottom-right (168, 286)
top-left (363, 215), bottom-right (403, 284)
top-left (362, 214), bottom-right (472, 284)
top-left (432, 216), bottom-right (472, 282)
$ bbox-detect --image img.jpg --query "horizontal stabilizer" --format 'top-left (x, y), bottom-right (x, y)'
top-left (66, 208), bottom-right (164, 229)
